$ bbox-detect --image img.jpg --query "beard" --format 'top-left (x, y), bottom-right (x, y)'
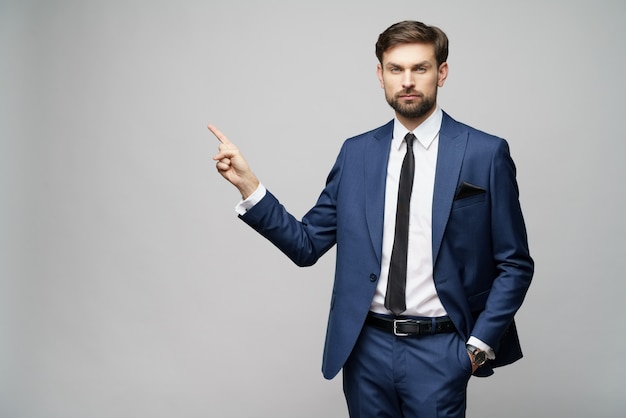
top-left (386, 88), bottom-right (437, 120)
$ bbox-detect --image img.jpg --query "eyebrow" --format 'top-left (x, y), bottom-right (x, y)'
top-left (386, 60), bottom-right (432, 69)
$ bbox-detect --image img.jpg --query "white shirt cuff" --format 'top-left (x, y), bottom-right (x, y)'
top-left (235, 183), bottom-right (267, 215)
top-left (467, 336), bottom-right (496, 360)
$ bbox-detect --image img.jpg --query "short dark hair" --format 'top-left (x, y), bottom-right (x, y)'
top-left (375, 20), bottom-right (449, 66)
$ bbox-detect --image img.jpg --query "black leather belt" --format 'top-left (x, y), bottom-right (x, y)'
top-left (366, 312), bottom-right (457, 336)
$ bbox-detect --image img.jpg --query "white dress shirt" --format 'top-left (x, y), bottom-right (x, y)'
top-left (370, 107), bottom-right (444, 317)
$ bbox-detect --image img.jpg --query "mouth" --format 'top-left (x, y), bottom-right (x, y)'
top-left (398, 92), bottom-right (422, 100)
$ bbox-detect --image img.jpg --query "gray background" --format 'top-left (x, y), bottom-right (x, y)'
top-left (2, 0), bottom-right (625, 417)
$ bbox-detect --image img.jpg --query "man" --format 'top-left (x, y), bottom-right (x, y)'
top-left (210, 20), bottom-right (533, 418)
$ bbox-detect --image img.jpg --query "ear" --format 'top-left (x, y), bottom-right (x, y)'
top-left (376, 63), bottom-right (384, 88)
top-left (437, 62), bottom-right (449, 87)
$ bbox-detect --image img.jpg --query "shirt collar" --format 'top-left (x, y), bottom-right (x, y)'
top-left (392, 106), bottom-right (443, 150)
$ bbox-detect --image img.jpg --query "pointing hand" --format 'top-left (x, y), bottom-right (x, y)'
top-left (209, 124), bottom-right (259, 199)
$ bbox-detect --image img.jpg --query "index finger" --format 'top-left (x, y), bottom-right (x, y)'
top-left (207, 124), bottom-right (231, 145)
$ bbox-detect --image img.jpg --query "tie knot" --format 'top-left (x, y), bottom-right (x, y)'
top-left (405, 132), bottom-right (416, 148)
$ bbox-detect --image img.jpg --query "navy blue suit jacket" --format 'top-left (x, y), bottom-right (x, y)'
top-left (240, 112), bottom-right (534, 379)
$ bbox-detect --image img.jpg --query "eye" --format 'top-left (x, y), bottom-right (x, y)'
top-left (415, 67), bottom-right (427, 73)
top-left (390, 67), bottom-right (401, 74)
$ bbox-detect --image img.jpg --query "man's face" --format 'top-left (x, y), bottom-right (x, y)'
top-left (377, 43), bottom-right (448, 124)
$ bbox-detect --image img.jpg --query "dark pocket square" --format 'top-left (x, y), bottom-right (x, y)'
top-left (454, 181), bottom-right (486, 200)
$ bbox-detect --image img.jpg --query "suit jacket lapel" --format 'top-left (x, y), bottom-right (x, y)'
top-left (364, 120), bottom-right (394, 265)
top-left (432, 112), bottom-right (468, 265)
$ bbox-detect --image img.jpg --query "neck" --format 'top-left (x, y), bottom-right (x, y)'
top-left (396, 104), bottom-right (437, 132)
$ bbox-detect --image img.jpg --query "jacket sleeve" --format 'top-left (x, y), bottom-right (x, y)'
top-left (471, 139), bottom-right (534, 352)
top-left (238, 145), bottom-right (346, 267)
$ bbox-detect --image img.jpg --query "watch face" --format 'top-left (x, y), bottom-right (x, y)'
top-left (474, 351), bottom-right (487, 366)
top-left (467, 345), bottom-right (487, 367)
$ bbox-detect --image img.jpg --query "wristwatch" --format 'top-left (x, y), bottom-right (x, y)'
top-left (466, 344), bottom-right (487, 368)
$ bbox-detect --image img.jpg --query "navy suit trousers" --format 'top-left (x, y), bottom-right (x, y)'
top-left (343, 323), bottom-right (472, 418)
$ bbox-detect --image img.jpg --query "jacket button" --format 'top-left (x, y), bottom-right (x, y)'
top-left (369, 274), bottom-right (377, 282)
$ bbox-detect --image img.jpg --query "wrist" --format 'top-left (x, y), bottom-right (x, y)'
top-left (237, 175), bottom-right (260, 200)
top-left (466, 344), bottom-right (487, 368)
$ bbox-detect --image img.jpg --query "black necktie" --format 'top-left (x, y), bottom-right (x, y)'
top-left (385, 132), bottom-right (416, 316)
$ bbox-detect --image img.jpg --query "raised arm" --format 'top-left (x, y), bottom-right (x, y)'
top-left (209, 124), bottom-right (260, 199)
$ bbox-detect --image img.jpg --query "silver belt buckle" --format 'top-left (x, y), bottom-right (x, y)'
top-left (393, 319), bottom-right (414, 337)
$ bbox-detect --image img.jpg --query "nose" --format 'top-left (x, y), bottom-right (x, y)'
top-left (402, 69), bottom-right (415, 89)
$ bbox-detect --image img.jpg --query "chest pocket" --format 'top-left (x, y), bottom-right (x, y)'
top-left (452, 192), bottom-right (486, 210)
